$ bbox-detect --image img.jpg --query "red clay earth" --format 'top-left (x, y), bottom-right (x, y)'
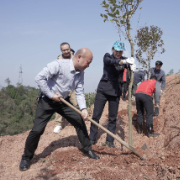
top-left (0, 73), bottom-right (180, 180)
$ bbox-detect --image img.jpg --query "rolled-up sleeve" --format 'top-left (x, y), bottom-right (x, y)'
top-left (161, 72), bottom-right (166, 90)
top-left (75, 72), bottom-right (86, 110)
top-left (154, 81), bottom-right (161, 105)
top-left (35, 61), bottom-right (59, 99)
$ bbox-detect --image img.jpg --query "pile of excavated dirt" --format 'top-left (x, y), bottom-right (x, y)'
top-left (0, 73), bottom-right (180, 180)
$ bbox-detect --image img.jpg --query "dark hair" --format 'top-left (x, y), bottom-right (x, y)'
top-left (70, 49), bottom-right (75, 53)
top-left (150, 75), bottom-right (157, 80)
top-left (60, 42), bottom-right (70, 48)
top-left (155, 60), bottom-right (163, 66)
top-left (144, 70), bottom-right (148, 74)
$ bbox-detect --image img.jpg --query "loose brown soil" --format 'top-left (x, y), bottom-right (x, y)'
top-left (0, 73), bottom-right (180, 180)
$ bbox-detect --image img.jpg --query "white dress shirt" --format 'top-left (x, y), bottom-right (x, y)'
top-left (35, 59), bottom-right (86, 110)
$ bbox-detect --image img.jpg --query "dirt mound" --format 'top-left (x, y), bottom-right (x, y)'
top-left (0, 73), bottom-right (180, 180)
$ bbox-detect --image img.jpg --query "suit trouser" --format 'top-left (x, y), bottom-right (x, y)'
top-left (22, 96), bottom-right (91, 160)
top-left (89, 91), bottom-right (120, 142)
top-left (55, 90), bottom-right (79, 126)
top-left (135, 93), bottom-right (153, 125)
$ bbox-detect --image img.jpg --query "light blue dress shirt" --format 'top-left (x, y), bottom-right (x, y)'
top-left (150, 67), bottom-right (166, 90)
top-left (35, 59), bottom-right (86, 110)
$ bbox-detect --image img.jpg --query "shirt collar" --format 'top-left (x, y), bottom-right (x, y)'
top-left (70, 59), bottom-right (80, 74)
top-left (154, 68), bottom-right (161, 73)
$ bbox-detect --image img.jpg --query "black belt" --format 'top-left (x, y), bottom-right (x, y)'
top-left (39, 92), bottom-right (69, 104)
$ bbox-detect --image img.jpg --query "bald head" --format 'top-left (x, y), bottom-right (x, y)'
top-left (74, 48), bottom-right (92, 58)
top-left (73, 48), bottom-right (93, 71)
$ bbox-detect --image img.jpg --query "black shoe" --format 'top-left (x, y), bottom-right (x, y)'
top-left (147, 124), bottom-right (160, 138)
top-left (19, 159), bottom-right (30, 171)
top-left (83, 150), bottom-right (100, 159)
top-left (102, 141), bottom-right (115, 148)
top-left (137, 123), bottom-right (143, 134)
top-left (90, 140), bottom-right (96, 145)
top-left (122, 97), bottom-right (126, 101)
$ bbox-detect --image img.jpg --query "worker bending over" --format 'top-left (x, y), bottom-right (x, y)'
top-left (135, 76), bottom-right (160, 137)
top-left (132, 70), bottom-right (148, 100)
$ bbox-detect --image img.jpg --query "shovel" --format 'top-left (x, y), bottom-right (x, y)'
top-left (60, 98), bottom-right (146, 160)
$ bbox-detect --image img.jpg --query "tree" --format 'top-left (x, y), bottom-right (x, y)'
top-left (5, 78), bottom-right (11, 86)
top-left (166, 69), bottom-right (174, 76)
top-left (135, 26), bottom-right (165, 79)
top-left (169, 69), bottom-right (174, 75)
top-left (100, 0), bottom-right (143, 146)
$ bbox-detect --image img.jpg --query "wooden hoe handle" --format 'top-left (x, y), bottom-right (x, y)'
top-left (60, 98), bottom-right (146, 160)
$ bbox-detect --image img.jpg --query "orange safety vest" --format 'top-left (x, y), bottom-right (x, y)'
top-left (136, 79), bottom-right (156, 96)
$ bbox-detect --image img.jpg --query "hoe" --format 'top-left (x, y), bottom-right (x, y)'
top-left (60, 98), bottom-right (146, 160)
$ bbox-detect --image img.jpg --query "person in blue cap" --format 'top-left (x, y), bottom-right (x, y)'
top-left (89, 40), bottom-right (136, 148)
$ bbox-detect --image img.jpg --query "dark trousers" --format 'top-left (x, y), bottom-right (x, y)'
top-left (135, 93), bottom-right (153, 126)
top-left (89, 91), bottom-right (120, 142)
top-left (132, 79), bottom-right (137, 96)
top-left (22, 96), bottom-right (91, 160)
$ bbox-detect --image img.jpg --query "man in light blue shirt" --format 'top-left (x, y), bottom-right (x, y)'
top-left (19, 48), bottom-right (100, 171)
top-left (151, 60), bottom-right (166, 92)
top-left (151, 60), bottom-right (166, 116)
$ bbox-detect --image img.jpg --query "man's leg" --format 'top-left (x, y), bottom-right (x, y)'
top-left (55, 113), bottom-right (63, 126)
top-left (143, 95), bottom-right (154, 126)
top-left (56, 100), bottom-right (100, 159)
top-left (54, 90), bottom-right (78, 132)
top-left (69, 90), bottom-right (79, 109)
top-left (20, 97), bottom-right (55, 171)
top-left (122, 83), bottom-right (128, 101)
top-left (143, 94), bottom-right (160, 137)
top-left (132, 80), bottom-right (137, 100)
top-left (106, 95), bottom-right (120, 146)
top-left (66, 90), bottom-right (79, 127)
top-left (22, 98), bottom-right (55, 160)
top-left (89, 91), bottom-right (107, 143)
top-left (53, 113), bottom-right (63, 133)
top-left (136, 94), bottom-right (144, 134)
top-left (57, 106), bottom-right (90, 151)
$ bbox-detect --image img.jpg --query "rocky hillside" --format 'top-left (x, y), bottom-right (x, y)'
top-left (0, 73), bottom-right (180, 180)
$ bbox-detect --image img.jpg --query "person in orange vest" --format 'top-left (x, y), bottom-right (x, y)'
top-left (135, 75), bottom-right (160, 137)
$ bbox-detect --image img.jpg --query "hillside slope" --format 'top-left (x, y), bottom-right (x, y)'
top-left (0, 73), bottom-right (180, 180)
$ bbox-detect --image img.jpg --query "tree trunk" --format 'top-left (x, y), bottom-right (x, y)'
top-left (127, 16), bottom-right (134, 146)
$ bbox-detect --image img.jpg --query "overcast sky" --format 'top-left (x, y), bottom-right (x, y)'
top-left (0, 0), bottom-right (179, 92)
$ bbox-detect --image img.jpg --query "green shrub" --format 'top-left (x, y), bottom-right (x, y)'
top-left (0, 85), bottom-right (97, 136)
top-left (0, 85), bottom-right (40, 136)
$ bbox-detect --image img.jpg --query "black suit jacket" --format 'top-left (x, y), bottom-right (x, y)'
top-left (97, 53), bottom-right (128, 96)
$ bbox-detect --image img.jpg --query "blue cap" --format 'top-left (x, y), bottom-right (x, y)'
top-left (113, 40), bottom-right (126, 51)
